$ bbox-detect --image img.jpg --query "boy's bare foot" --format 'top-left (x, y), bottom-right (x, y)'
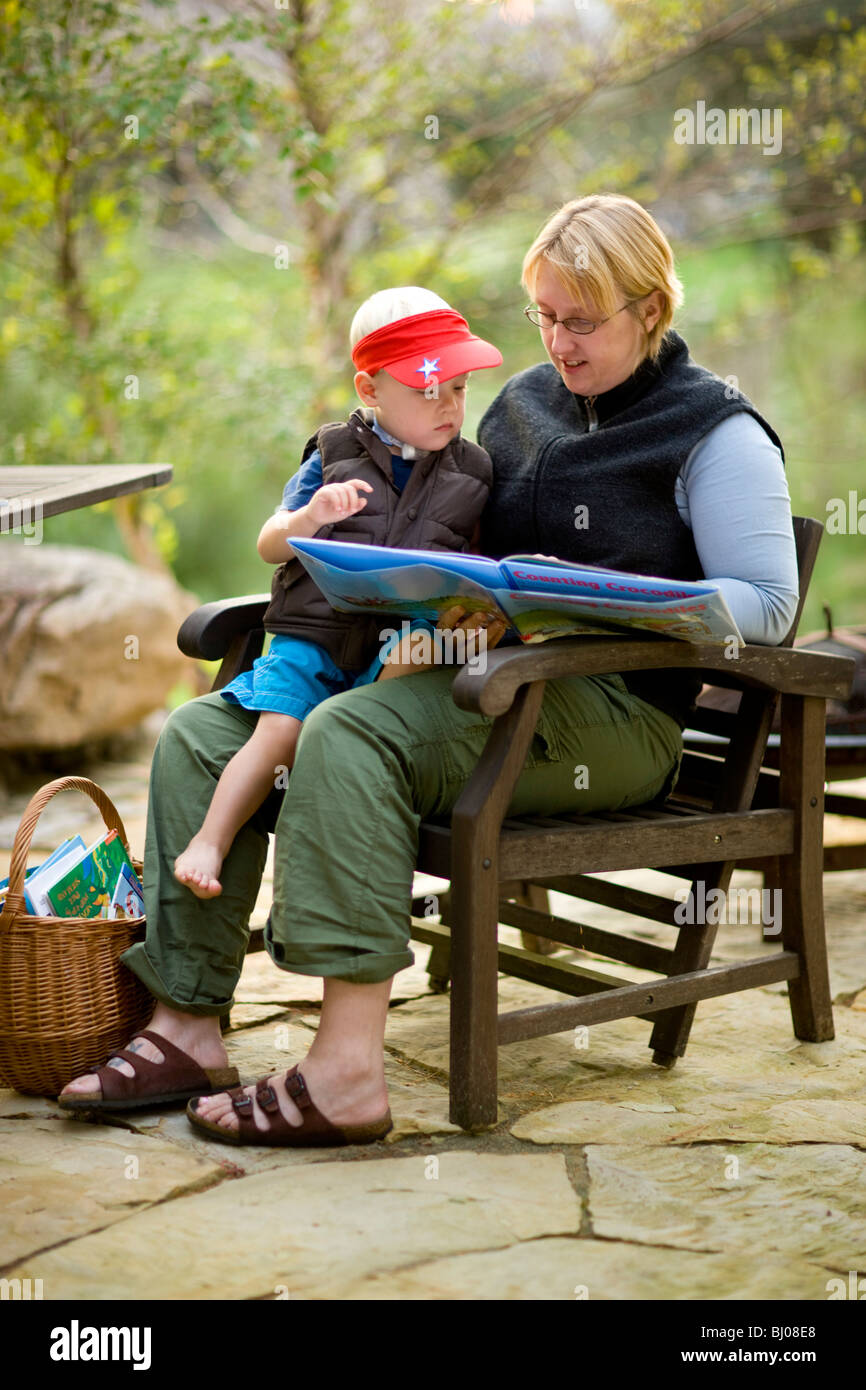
top-left (174, 837), bottom-right (225, 898)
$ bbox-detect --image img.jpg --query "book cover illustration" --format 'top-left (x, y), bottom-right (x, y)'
top-left (109, 862), bottom-right (145, 919)
top-left (45, 830), bottom-right (134, 919)
top-left (18, 835), bottom-right (88, 916)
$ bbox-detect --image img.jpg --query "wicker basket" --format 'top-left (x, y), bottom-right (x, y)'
top-left (0, 776), bottom-right (152, 1097)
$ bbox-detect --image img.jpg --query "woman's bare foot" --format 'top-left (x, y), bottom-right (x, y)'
top-left (58, 1006), bottom-right (227, 1099)
top-left (193, 1051), bottom-right (388, 1135)
top-left (174, 836), bottom-right (225, 898)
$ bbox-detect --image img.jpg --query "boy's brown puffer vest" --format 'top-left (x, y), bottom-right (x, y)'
top-left (263, 408), bottom-right (493, 671)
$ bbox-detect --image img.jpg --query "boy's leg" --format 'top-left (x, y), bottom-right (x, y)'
top-left (175, 711), bottom-right (302, 899)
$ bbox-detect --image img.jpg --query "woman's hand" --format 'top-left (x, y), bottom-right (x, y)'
top-left (376, 607), bottom-right (508, 681)
top-left (436, 605), bottom-right (508, 657)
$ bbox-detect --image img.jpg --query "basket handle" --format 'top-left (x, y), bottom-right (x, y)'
top-left (3, 776), bottom-right (133, 910)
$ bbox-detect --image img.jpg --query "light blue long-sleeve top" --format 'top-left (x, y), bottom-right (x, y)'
top-left (673, 412), bottom-right (798, 644)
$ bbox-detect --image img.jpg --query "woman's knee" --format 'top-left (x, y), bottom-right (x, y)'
top-left (154, 693), bottom-right (257, 780)
top-left (297, 682), bottom-right (411, 760)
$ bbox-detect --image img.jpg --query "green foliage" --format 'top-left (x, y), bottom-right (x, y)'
top-left (0, 0), bottom-right (863, 635)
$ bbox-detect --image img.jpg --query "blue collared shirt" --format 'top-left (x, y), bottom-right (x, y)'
top-left (280, 418), bottom-right (415, 510)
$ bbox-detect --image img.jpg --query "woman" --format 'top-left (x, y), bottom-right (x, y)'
top-left (59, 194), bottom-right (798, 1144)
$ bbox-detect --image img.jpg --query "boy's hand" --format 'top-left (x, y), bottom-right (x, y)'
top-left (307, 479), bottom-right (373, 528)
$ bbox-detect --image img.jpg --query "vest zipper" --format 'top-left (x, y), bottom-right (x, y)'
top-left (585, 395), bottom-right (598, 433)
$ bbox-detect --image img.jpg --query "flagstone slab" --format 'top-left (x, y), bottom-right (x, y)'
top-left (821, 869), bottom-right (866, 997)
top-left (0, 1118), bottom-right (226, 1268)
top-left (235, 952), bottom-right (325, 1005)
top-left (0, 1090), bottom-right (59, 1120)
top-left (510, 998), bottom-right (866, 1145)
top-left (224, 1002), bottom-right (288, 1030)
top-left (513, 1097), bottom-right (866, 1146)
top-left (328, 1237), bottom-right (833, 1301)
top-left (125, 1107), bottom-right (338, 1174)
top-left (219, 1016), bottom-right (332, 1076)
top-left (384, 975), bottom-right (866, 1122)
top-left (8, 1152), bottom-right (580, 1300)
top-left (586, 1143), bottom-right (866, 1267)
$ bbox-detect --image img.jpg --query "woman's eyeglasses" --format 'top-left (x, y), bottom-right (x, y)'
top-left (523, 301), bottom-right (639, 335)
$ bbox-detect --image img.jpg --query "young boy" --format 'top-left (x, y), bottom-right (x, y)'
top-left (174, 287), bottom-right (502, 898)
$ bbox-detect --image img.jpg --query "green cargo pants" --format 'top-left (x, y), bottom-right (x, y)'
top-left (121, 667), bottom-right (683, 1013)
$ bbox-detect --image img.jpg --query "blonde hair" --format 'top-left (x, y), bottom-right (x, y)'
top-left (522, 194), bottom-right (683, 362)
top-left (350, 287), bottom-right (451, 349)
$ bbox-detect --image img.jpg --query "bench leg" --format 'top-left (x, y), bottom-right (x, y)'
top-left (512, 881), bottom-right (556, 954)
top-left (649, 867), bottom-right (730, 1066)
top-left (447, 681), bottom-right (546, 1130)
top-left (427, 891), bottom-right (452, 992)
top-left (449, 849), bottom-right (500, 1130)
top-left (779, 694), bottom-right (834, 1042)
top-left (761, 857), bottom-right (782, 944)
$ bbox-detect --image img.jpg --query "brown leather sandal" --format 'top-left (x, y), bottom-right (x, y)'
top-left (186, 1064), bottom-right (393, 1147)
top-left (57, 1028), bottom-right (240, 1111)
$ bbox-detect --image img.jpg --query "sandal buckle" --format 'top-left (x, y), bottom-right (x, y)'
top-left (285, 1071), bottom-right (311, 1109)
top-left (257, 1083), bottom-right (278, 1113)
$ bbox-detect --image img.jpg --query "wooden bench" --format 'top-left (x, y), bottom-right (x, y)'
top-left (179, 516), bottom-right (855, 1129)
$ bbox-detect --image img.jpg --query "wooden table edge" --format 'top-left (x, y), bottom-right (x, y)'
top-left (0, 464), bottom-right (173, 523)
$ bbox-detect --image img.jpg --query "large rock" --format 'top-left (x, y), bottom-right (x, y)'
top-left (0, 543), bottom-right (197, 749)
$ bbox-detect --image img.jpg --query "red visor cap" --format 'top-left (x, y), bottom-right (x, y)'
top-left (352, 309), bottom-right (503, 387)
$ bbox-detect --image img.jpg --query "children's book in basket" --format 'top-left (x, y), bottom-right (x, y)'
top-left (0, 828), bottom-right (144, 921)
top-left (44, 829), bottom-right (137, 919)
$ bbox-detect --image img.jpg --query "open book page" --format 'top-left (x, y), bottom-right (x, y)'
top-left (288, 542), bottom-right (510, 625)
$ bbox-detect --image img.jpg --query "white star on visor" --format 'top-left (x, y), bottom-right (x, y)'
top-left (415, 356), bottom-right (441, 383)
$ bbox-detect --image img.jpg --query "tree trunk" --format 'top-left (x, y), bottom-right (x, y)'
top-left (54, 154), bottom-right (168, 572)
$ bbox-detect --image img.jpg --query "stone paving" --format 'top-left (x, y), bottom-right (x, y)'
top-left (1, 742), bottom-right (865, 1301)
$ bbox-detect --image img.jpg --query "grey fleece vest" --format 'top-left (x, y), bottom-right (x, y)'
top-left (264, 407), bottom-right (493, 671)
top-left (477, 330), bottom-right (784, 725)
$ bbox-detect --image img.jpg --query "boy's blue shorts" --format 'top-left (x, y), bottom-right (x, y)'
top-left (219, 633), bottom-right (383, 721)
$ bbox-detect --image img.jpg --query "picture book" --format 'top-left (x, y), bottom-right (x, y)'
top-left (45, 830), bottom-right (134, 920)
top-left (287, 539), bottom-right (744, 645)
top-left (109, 861), bottom-right (144, 919)
top-left (19, 835), bottom-right (88, 916)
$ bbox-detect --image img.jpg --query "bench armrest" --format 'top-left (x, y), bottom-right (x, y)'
top-left (452, 635), bottom-right (855, 717)
top-left (177, 595), bottom-right (270, 662)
